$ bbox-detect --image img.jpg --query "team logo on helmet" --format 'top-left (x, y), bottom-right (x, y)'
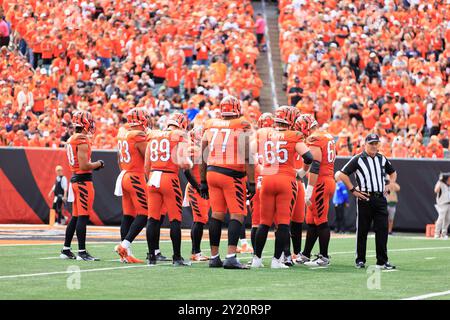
top-left (274, 105), bottom-right (296, 127)
top-left (220, 95), bottom-right (241, 117)
top-left (167, 112), bottom-right (189, 130)
top-left (294, 114), bottom-right (318, 137)
top-left (126, 107), bottom-right (151, 128)
top-left (72, 110), bottom-right (95, 134)
top-left (257, 112), bottom-right (274, 128)
top-left (189, 126), bottom-right (204, 143)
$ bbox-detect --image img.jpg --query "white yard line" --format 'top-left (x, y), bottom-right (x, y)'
top-left (402, 290), bottom-right (450, 300)
top-left (331, 246), bottom-right (450, 255)
top-left (0, 265), bottom-right (153, 280)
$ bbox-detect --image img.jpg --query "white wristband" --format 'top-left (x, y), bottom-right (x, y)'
top-left (296, 168), bottom-right (307, 179)
top-left (305, 185), bottom-right (314, 201)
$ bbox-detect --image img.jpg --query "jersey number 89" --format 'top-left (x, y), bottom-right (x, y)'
top-left (149, 139), bottom-right (170, 162)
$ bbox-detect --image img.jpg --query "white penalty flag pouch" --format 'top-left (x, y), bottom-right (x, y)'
top-left (114, 170), bottom-right (127, 196)
top-left (148, 171), bottom-right (162, 188)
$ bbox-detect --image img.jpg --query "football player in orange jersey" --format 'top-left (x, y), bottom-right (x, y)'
top-left (296, 114), bottom-right (337, 267)
top-left (251, 106), bottom-right (312, 269)
top-left (200, 96), bottom-right (255, 269)
top-left (184, 126), bottom-right (210, 261)
top-left (145, 112), bottom-right (193, 266)
top-left (114, 108), bottom-right (150, 264)
top-left (60, 111), bottom-right (104, 261)
top-left (248, 112), bottom-right (274, 263)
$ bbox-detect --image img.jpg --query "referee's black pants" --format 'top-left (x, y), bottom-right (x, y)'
top-left (356, 193), bottom-right (389, 265)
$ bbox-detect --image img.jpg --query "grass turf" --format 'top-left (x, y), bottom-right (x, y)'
top-left (0, 234), bottom-right (449, 300)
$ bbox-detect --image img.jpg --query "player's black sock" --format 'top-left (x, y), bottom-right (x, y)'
top-left (240, 221), bottom-right (246, 240)
top-left (146, 218), bottom-right (159, 255)
top-left (317, 222), bottom-right (330, 258)
top-left (155, 215), bottom-right (165, 251)
top-left (290, 221), bottom-right (303, 255)
top-left (228, 219), bottom-right (242, 247)
top-left (250, 227), bottom-right (257, 250)
top-left (170, 219), bottom-right (182, 258)
top-left (64, 216), bottom-right (78, 248)
top-left (125, 215), bottom-right (147, 243)
top-left (255, 224), bottom-right (270, 258)
top-left (302, 224), bottom-right (318, 258)
top-left (75, 216), bottom-right (89, 251)
top-left (120, 215), bottom-right (135, 241)
top-left (275, 224), bottom-right (290, 259)
top-left (209, 218), bottom-right (222, 247)
top-left (191, 222), bottom-right (204, 254)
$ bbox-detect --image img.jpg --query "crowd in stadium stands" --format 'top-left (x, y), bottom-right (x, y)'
top-left (280, 0), bottom-right (450, 158)
top-left (0, 0), bottom-right (263, 149)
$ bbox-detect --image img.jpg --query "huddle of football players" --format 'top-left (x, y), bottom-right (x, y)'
top-left (60, 96), bottom-right (336, 269)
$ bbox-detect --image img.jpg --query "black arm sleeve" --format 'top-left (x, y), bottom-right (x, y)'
top-left (341, 155), bottom-right (359, 176)
top-left (384, 157), bottom-right (396, 175)
top-left (310, 160), bottom-right (321, 174)
top-left (301, 151), bottom-right (313, 165)
top-left (183, 169), bottom-right (200, 191)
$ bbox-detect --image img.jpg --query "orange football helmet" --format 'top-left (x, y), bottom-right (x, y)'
top-left (290, 107), bottom-right (301, 128)
top-left (189, 125), bottom-right (204, 143)
top-left (257, 112), bottom-right (274, 128)
top-left (126, 107), bottom-right (151, 128)
top-left (220, 95), bottom-right (241, 117)
top-left (167, 112), bottom-right (189, 130)
top-left (274, 105), bottom-right (296, 127)
top-left (72, 110), bottom-right (95, 134)
top-left (294, 114), bottom-right (318, 137)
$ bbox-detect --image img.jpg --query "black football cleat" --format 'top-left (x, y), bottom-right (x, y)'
top-left (146, 253), bottom-right (157, 265)
top-left (223, 255), bottom-right (249, 269)
top-left (355, 261), bottom-right (366, 269)
top-left (60, 249), bottom-right (76, 260)
top-left (172, 256), bottom-right (191, 267)
top-left (76, 251), bottom-right (99, 261)
top-left (209, 255), bottom-right (223, 268)
top-left (156, 252), bottom-right (171, 262)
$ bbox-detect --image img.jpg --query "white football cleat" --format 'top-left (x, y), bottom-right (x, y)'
top-left (304, 254), bottom-right (330, 267)
top-left (251, 256), bottom-right (264, 268)
top-left (295, 253), bottom-right (310, 264)
top-left (271, 257), bottom-right (289, 269)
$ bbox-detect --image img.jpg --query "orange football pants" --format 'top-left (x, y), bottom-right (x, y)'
top-left (186, 183), bottom-right (210, 224)
top-left (207, 171), bottom-right (247, 216)
top-left (306, 177), bottom-right (336, 225)
top-left (260, 175), bottom-right (298, 227)
top-left (147, 172), bottom-right (183, 222)
top-left (250, 187), bottom-right (261, 226)
top-left (122, 172), bottom-right (148, 216)
top-left (72, 181), bottom-right (95, 217)
top-left (291, 181), bottom-right (305, 223)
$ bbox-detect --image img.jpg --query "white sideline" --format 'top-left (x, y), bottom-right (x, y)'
top-left (402, 290), bottom-right (450, 300)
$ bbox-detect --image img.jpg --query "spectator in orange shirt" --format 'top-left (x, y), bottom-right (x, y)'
top-left (362, 100), bottom-right (379, 129)
top-left (408, 106), bottom-right (425, 133)
top-left (12, 130), bottom-right (29, 147)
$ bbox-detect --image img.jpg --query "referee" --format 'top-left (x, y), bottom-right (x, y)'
top-left (335, 133), bottom-right (397, 270)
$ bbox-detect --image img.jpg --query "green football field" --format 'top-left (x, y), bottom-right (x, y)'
top-left (1, 234), bottom-right (450, 300)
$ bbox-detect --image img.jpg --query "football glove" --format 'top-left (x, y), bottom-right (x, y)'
top-left (94, 160), bottom-right (105, 171)
top-left (199, 181), bottom-right (209, 200)
top-left (247, 182), bottom-right (256, 200)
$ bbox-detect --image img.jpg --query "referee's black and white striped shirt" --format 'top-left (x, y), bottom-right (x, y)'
top-left (340, 151), bottom-right (396, 193)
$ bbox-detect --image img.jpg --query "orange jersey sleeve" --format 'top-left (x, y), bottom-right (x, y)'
top-left (117, 126), bottom-right (146, 173)
top-left (67, 133), bottom-right (92, 174)
top-left (204, 117), bottom-right (252, 172)
top-left (307, 131), bottom-right (336, 178)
